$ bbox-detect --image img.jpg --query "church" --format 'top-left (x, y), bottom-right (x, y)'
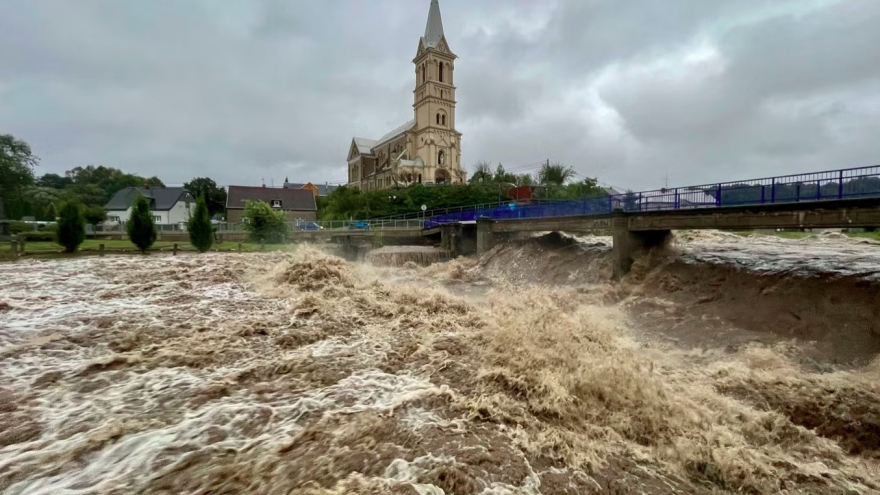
top-left (346, 0), bottom-right (466, 191)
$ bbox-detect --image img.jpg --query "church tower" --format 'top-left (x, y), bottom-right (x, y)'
top-left (412, 0), bottom-right (463, 184)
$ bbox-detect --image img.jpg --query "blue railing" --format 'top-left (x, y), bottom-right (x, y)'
top-left (424, 165), bottom-right (880, 228)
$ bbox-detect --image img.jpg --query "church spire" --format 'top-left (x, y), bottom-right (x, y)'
top-left (423, 0), bottom-right (445, 48)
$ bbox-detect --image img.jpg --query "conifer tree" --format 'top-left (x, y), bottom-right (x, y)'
top-left (56, 201), bottom-right (85, 253)
top-left (187, 195), bottom-right (213, 253)
top-left (127, 194), bottom-right (156, 253)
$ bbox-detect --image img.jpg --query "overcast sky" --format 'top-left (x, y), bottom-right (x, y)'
top-left (2, 0), bottom-right (878, 191)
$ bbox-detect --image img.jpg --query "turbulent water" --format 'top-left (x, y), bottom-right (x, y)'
top-left (1, 233), bottom-right (879, 494)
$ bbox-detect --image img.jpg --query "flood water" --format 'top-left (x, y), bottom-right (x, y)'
top-left (1, 233), bottom-right (878, 494)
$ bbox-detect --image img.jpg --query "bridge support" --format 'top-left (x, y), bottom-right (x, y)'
top-left (440, 223), bottom-right (467, 257)
top-left (612, 213), bottom-right (671, 278)
top-left (340, 235), bottom-right (359, 261)
top-left (476, 218), bottom-right (497, 255)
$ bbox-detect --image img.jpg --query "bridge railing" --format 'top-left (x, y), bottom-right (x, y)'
top-left (424, 196), bottom-right (615, 228)
top-left (422, 165), bottom-right (880, 227)
top-left (617, 165), bottom-right (880, 212)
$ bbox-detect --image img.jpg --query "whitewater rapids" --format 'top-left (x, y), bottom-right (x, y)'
top-left (1, 233), bottom-right (879, 494)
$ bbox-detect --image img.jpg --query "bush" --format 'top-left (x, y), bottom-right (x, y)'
top-left (19, 231), bottom-right (55, 242)
top-left (9, 221), bottom-right (33, 235)
top-left (187, 195), bottom-right (213, 253)
top-left (127, 194), bottom-right (157, 253)
top-left (56, 202), bottom-right (86, 253)
top-left (83, 204), bottom-right (107, 227)
top-left (242, 200), bottom-right (287, 243)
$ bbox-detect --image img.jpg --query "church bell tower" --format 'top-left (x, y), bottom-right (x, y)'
top-left (412, 0), bottom-right (463, 184)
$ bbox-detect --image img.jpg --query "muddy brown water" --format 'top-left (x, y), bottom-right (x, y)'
top-left (0, 233), bottom-right (879, 494)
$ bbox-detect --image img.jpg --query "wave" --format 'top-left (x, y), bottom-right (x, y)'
top-left (0, 243), bottom-right (878, 494)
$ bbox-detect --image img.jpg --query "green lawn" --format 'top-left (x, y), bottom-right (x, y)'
top-left (1, 239), bottom-right (294, 256)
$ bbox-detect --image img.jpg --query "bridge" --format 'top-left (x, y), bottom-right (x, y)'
top-left (420, 165), bottom-right (880, 277)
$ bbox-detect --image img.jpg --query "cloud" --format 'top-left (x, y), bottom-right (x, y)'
top-left (1, 0), bottom-right (878, 192)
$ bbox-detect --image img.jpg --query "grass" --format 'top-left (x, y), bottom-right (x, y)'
top-left (0, 239), bottom-right (293, 258)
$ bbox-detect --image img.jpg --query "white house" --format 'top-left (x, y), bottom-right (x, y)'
top-left (104, 187), bottom-right (193, 225)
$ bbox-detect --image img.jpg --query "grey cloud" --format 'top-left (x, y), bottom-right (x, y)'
top-left (1, 0), bottom-right (878, 192)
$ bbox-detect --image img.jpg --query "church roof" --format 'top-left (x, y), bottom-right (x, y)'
top-left (375, 119), bottom-right (416, 147)
top-left (422, 0), bottom-right (445, 49)
top-left (353, 138), bottom-right (377, 155)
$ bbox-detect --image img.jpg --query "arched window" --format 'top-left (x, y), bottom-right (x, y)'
top-left (421, 64), bottom-right (426, 83)
top-left (441, 115), bottom-right (446, 126)
top-left (436, 113), bottom-right (441, 125)
top-left (439, 62), bottom-right (444, 83)
top-left (418, 174), bottom-right (422, 183)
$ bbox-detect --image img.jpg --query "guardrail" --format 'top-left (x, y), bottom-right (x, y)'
top-left (423, 165), bottom-right (880, 228)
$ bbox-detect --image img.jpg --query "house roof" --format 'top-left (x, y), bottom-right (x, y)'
top-left (375, 119), bottom-right (416, 147)
top-left (422, 0), bottom-right (445, 49)
top-left (104, 187), bottom-right (191, 211)
top-left (353, 138), bottom-right (377, 155)
top-left (283, 182), bottom-right (340, 196)
top-left (226, 185), bottom-right (317, 211)
top-left (602, 187), bottom-right (622, 196)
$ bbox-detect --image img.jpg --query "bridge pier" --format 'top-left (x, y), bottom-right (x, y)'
top-left (340, 235), bottom-right (359, 261)
top-left (612, 214), bottom-right (671, 278)
top-left (476, 218), bottom-right (497, 255)
top-left (440, 223), bottom-right (468, 257)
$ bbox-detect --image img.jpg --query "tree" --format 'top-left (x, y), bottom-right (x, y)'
top-left (65, 165), bottom-right (165, 206)
top-left (127, 194), bottom-right (157, 253)
top-left (242, 200), bottom-right (287, 243)
top-left (492, 163), bottom-right (518, 184)
top-left (83, 205), bottom-right (107, 228)
top-left (45, 202), bottom-right (58, 221)
top-left (187, 195), bottom-right (214, 253)
top-left (538, 162), bottom-right (576, 186)
top-left (184, 177), bottom-right (227, 218)
top-left (56, 202), bottom-right (85, 253)
top-left (470, 161), bottom-right (494, 183)
top-left (0, 134), bottom-right (38, 218)
top-left (37, 173), bottom-right (73, 189)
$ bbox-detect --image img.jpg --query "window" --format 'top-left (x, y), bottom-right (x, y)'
top-left (153, 216), bottom-right (162, 223)
top-left (436, 113), bottom-right (441, 125)
top-left (439, 62), bottom-right (444, 82)
top-left (271, 199), bottom-right (282, 208)
top-left (442, 114), bottom-right (446, 126)
top-left (109, 216), bottom-right (120, 222)
top-left (421, 64), bottom-right (426, 83)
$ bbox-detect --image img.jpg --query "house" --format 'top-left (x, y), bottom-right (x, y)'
top-left (346, 0), bottom-right (466, 191)
top-left (283, 180), bottom-right (339, 197)
top-left (104, 187), bottom-right (194, 224)
top-left (226, 185), bottom-right (317, 223)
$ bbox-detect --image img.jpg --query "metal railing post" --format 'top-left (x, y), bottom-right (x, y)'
top-left (838, 170), bottom-right (844, 199)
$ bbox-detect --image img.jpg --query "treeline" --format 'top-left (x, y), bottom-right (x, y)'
top-left (321, 162), bottom-right (609, 220)
top-left (1, 133), bottom-right (227, 221)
